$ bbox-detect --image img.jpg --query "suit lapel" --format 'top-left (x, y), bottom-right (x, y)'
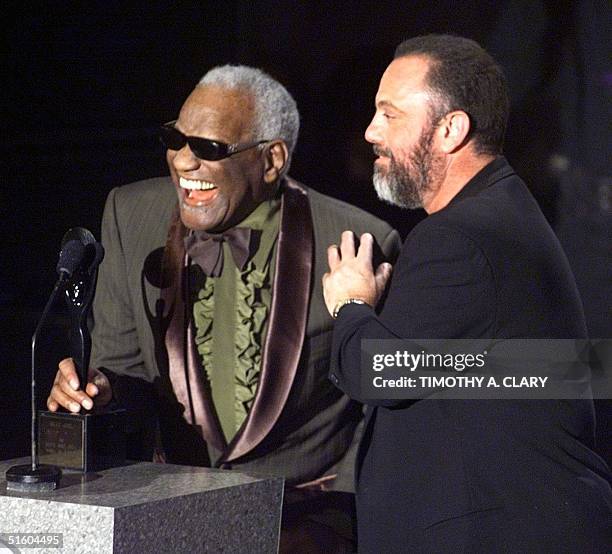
top-left (221, 179), bottom-right (313, 463)
top-left (162, 212), bottom-right (227, 453)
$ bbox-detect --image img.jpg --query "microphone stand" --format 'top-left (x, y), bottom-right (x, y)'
top-left (5, 234), bottom-right (88, 491)
top-left (6, 273), bottom-right (70, 491)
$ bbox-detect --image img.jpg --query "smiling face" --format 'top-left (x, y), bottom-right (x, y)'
top-left (167, 85), bottom-right (271, 232)
top-left (365, 55), bottom-right (445, 210)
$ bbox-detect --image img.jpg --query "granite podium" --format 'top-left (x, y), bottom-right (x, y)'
top-left (0, 457), bottom-right (283, 553)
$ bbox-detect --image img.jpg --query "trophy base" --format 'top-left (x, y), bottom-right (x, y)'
top-left (5, 463), bottom-right (62, 492)
top-left (38, 409), bottom-right (126, 473)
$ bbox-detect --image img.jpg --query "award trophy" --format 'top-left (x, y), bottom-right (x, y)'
top-left (38, 228), bottom-right (126, 473)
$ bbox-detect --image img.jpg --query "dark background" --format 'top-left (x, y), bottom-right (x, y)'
top-left (2, 2), bottom-right (610, 463)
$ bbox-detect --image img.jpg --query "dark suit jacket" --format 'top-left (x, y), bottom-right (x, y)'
top-left (330, 158), bottom-right (612, 552)
top-left (89, 176), bottom-right (400, 487)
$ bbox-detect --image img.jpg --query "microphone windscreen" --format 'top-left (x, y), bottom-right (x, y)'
top-left (57, 240), bottom-right (86, 277)
top-left (61, 227), bottom-right (95, 247)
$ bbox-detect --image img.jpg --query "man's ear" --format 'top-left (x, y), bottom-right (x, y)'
top-left (263, 140), bottom-right (289, 184)
top-left (437, 111), bottom-right (471, 154)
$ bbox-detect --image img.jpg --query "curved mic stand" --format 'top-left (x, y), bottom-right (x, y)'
top-left (5, 274), bottom-right (70, 491)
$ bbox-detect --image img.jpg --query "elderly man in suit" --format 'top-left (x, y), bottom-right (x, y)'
top-left (47, 65), bottom-right (399, 552)
top-left (323, 35), bottom-right (612, 553)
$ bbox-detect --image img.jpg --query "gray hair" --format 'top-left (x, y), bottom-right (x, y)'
top-left (198, 65), bottom-right (300, 170)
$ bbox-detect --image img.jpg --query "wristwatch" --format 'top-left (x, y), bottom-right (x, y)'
top-left (332, 298), bottom-right (369, 319)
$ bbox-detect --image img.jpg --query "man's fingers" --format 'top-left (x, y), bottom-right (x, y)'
top-left (357, 233), bottom-right (374, 263)
top-left (58, 357), bottom-right (80, 391)
top-left (375, 262), bottom-right (393, 292)
top-left (49, 383), bottom-right (84, 413)
top-left (87, 369), bottom-right (112, 406)
top-left (55, 373), bottom-right (94, 410)
top-left (324, 230), bottom-right (381, 311)
top-left (340, 231), bottom-right (356, 258)
top-left (48, 362), bottom-right (104, 413)
top-left (85, 382), bottom-right (99, 397)
top-left (327, 244), bottom-right (341, 269)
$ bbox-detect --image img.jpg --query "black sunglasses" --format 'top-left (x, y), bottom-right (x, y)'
top-left (159, 121), bottom-right (268, 161)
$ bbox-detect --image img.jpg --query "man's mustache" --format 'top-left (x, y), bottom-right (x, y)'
top-left (373, 146), bottom-right (393, 158)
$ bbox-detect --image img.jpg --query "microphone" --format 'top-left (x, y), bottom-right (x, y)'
top-left (56, 239), bottom-right (87, 279)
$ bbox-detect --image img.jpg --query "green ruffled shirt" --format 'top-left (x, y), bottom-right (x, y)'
top-left (190, 199), bottom-right (280, 444)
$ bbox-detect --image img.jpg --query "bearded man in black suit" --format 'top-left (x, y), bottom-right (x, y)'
top-left (323, 35), bottom-right (612, 553)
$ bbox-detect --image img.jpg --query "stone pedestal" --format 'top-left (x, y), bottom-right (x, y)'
top-left (0, 457), bottom-right (283, 553)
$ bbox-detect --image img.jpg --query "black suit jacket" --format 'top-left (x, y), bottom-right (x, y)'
top-left (331, 158), bottom-right (612, 552)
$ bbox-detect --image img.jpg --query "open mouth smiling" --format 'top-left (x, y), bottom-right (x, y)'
top-left (179, 177), bottom-right (216, 190)
top-left (179, 177), bottom-right (219, 206)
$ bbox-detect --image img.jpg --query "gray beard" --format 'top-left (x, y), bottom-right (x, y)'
top-left (373, 161), bottom-right (423, 209)
top-left (372, 125), bottom-right (438, 209)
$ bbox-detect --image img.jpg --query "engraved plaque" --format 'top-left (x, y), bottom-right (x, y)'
top-left (38, 409), bottom-right (126, 472)
top-left (38, 413), bottom-right (85, 469)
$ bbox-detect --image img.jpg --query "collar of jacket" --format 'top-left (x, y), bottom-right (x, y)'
top-left (447, 156), bottom-right (516, 208)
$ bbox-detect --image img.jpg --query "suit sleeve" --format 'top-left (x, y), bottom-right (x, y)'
top-left (90, 187), bottom-right (148, 379)
top-left (90, 188), bottom-right (156, 455)
top-left (329, 222), bottom-right (496, 405)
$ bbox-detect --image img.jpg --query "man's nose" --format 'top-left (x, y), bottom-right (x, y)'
top-left (364, 117), bottom-right (381, 145)
top-left (171, 145), bottom-right (200, 171)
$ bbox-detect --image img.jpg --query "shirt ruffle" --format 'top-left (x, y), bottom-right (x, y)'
top-left (234, 262), bottom-right (269, 430)
top-left (192, 262), bottom-right (270, 432)
top-left (192, 276), bottom-right (215, 385)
